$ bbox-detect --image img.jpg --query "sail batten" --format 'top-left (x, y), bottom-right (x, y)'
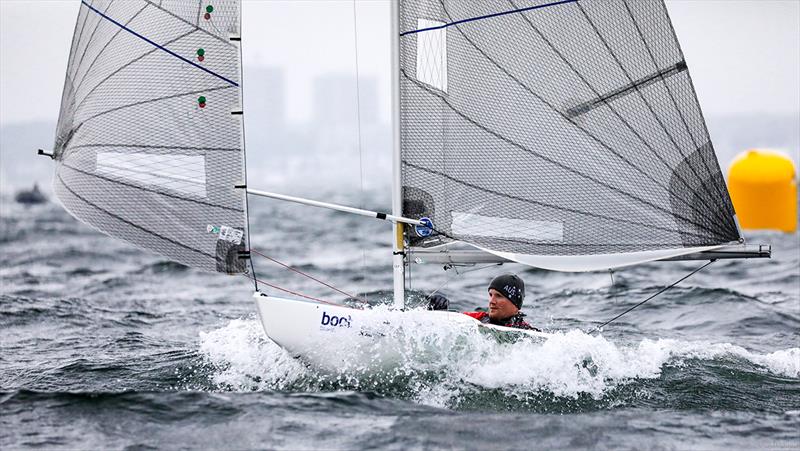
top-left (53, 0), bottom-right (247, 274)
top-left (400, 0), bottom-right (740, 265)
top-left (566, 61), bottom-right (687, 118)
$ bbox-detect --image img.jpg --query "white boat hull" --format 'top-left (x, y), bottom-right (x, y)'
top-left (253, 292), bottom-right (549, 373)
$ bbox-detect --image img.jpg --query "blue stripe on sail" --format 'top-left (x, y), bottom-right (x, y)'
top-left (400, 0), bottom-right (578, 36)
top-left (80, 0), bottom-right (239, 87)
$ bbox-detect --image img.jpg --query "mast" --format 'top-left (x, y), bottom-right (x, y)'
top-left (390, 0), bottom-right (405, 310)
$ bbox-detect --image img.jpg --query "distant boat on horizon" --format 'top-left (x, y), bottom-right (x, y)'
top-left (14, 183), bottom-right (47, 205)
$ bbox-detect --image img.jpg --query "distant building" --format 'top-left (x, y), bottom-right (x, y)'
top-left (313, 74), bottom-right (378, 128)
top-left (244, 66), bottom-right (286, 142)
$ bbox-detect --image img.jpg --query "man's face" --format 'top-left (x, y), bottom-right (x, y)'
top-left (488, 288), bottom-right (519, 320)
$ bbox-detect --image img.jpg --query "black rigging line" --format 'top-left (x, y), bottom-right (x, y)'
top-left (588, 259), bottom-right (715, 334)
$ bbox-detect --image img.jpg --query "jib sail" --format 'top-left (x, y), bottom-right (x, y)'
top-left (52, 0), bottom-right (247, 273)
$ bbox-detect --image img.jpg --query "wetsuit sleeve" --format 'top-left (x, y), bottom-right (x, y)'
top-left (426, 294), bottom-right (450, 311)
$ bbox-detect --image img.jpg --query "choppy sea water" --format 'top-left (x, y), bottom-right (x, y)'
top-left (1, 193), bottom-right (798, 450)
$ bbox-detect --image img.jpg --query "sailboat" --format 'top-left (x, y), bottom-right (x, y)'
top-left (43, 0), bottom-right (770, 372)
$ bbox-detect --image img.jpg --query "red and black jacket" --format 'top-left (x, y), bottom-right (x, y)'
top-left (463, 311), bottom-right (539, 331)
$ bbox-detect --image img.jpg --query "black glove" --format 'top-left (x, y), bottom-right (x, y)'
top-left (426, 294), bottom-right (450, 311)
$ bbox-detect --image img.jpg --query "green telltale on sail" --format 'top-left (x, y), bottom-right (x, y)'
top-left (206, 5), bottom-right (214, 13)
top-left (197, 48), bottom-right (205, 57)
top-left (198, 96), bottom-right (206, 104)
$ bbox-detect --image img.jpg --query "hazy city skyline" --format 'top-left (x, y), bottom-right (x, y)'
top-left (1, 0), bottom-right (799, 127)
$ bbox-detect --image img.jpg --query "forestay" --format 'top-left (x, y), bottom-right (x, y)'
top-left (398, 0), bottom-right (741, 271)
top-left (53, 0), bottom-right (248, 273)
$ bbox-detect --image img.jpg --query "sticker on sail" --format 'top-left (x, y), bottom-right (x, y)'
top-left (414, 217), bottom-right (434, 237)
top-left (207, 224), bottom-right (243, 244)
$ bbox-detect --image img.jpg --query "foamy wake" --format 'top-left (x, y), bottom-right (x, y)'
top-left (459, 332), bottom-right (799, 400)
top-left (198, 317), bottom-right (308, 391)
top-left (198, 317), bottom-right (800, 403)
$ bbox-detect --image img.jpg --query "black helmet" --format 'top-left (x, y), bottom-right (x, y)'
top-left (488, 274), bottom-right (525, 308)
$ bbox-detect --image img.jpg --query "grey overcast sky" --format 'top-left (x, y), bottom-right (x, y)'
top-left (1, 0), bottom-right (798, 126)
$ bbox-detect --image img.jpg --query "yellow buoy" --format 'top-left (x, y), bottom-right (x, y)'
top-left (727, 150), bottom-right (797, 233)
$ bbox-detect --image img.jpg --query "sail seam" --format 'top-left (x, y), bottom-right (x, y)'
top-left (69, 0), bottom-right (120, 86)
top-left (80, 0), bottom-right (239, 87)
top-left (403, 161), bottom-right (722, 243)
top-left (73, 26), bottom-right (197, 111)
top-left (431, 3), bottom-right (719, 232)
top-left (59, 162), bottom-right (244, 213)
top-left (655, 0), bottom-right (738, 227)
top-left (620, 0), bottom-right (736, 237)
top-left (71, 84), bottom-right (233, 136)
top-left (56, 173), bottom-right (216, 260)
top-left (67, 2), bottom-right (95, 83)
top-left (403, 71), bottom-right (723, 238)
top-left (399, 0), bottom-right (578, 36)
top-left (503, 0), bottom-right (719, 223)
top-left (195, 0), bottom-right (203, 27)
top-left (507, 0), bottom-right (729, 230)
top-left (144, 0), bottom-right (235, 47)
top-left (574, 1), bottom-right (731, 230)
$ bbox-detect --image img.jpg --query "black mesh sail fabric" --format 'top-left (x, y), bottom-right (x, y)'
top-left (53, 0), bottom-right (247, 274)
top-left (399, 0), bottom-right (740, 268)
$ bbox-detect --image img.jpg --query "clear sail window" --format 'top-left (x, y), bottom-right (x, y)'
top-left (416, 19), bottom-right (448, 92)
top-left (451, 212), bottom-right (564, 242)
top-left (96, 152), bottom-right (207, 198)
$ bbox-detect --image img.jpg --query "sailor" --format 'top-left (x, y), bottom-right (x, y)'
top-left (427, 274), bottom-right (538, 331)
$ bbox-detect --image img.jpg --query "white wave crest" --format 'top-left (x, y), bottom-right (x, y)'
top-left (198, 317), bottom-right (309, 391)
top-left (197, 317), bottom-right (799, 401)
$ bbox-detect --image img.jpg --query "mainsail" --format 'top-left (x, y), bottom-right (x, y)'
top-left (52, 0), bottom-right (248, 273)
top-left (398, 0), bottom-right (742, 271)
